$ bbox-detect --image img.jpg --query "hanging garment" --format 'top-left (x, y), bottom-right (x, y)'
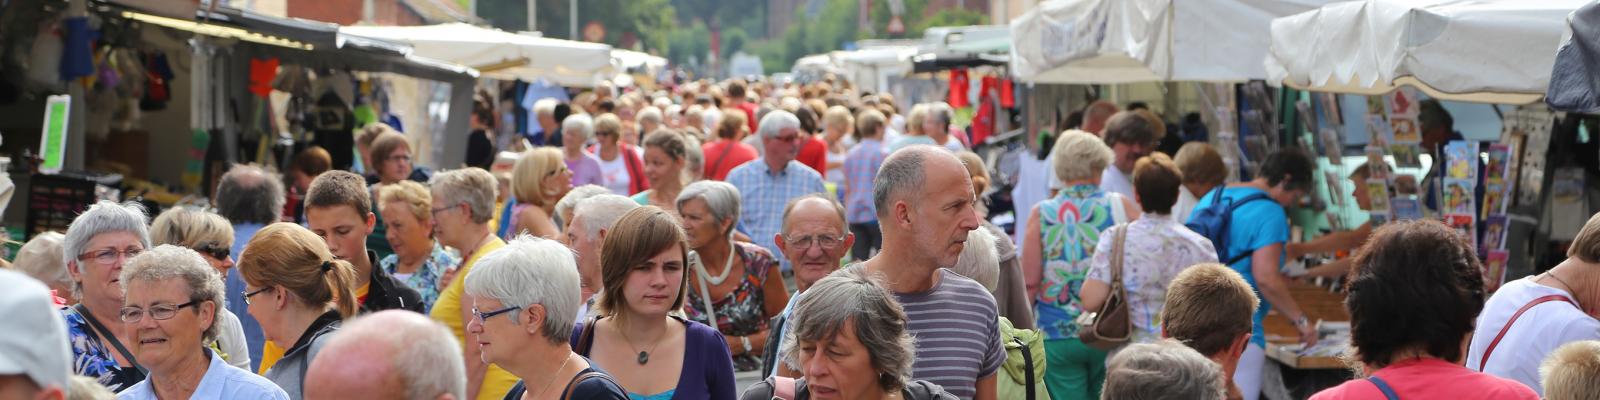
top-left (947, 68), bottom-right (970, 108)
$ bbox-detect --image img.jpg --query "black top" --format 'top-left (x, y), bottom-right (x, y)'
top-left (739, 378), bottom-right (960, 400)
top-left (467, 129), bottom-right (496, 169)
top-left (502, 363), bottom-right (629, 400)
top-left (360, 249), bottom-right (425, 313)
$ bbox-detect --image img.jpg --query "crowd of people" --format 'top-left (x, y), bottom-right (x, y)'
top-left (6, 77), bottom-right (1600, 400)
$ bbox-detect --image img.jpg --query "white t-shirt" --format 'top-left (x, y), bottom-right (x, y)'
top-left (1101, 166), bottom-right (1137, 202)
top-left (598, 152), bottom-right (630, 194)
top-left (1173, 185), bottom-right (1201, 221)
top-left (1466, 278), bottom-right (1600, 394)
top-left (1011, 153), bottom-right (1058, 245)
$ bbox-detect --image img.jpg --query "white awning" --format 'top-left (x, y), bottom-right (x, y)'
top-left (342, 23), bottom-right (614, 87)
top-left (1010, 0), bottom-right (1335, 84)
top-left (1266, 0), bottom-right (1582, 104)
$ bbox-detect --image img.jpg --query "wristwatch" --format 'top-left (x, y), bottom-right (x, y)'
top-left (1293, 316), bottom-right (1312, 328)
top-left (741, 336), bottom-right (753, 354)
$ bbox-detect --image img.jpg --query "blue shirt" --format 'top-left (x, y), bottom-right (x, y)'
top-left (117, 348), bottom-right (288, 400)
top-left (843, 139), bottom-right (887, 223)
top-left (225, 223), bottom-right (266, 371)
top-left (725, 159), bottom-right (826, 271)
top-left (1187, 187), bottom-right (1289, 347)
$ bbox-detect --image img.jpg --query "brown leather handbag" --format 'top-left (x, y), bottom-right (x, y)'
top-left (1076, 224), bottom-right (1132, 351)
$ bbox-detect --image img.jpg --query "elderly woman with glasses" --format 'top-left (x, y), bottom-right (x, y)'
top-left (573, 206), bottom-right (737, 400)
top-left (238, 223), bottom-right (358, 398)
top-left (428, 167), bottom-right (519, 400)
top-left (675, 181), bottom-right (789, 372)
top-left (464, 235), bottom-right (629, 399)
top-left (149, 206), bottom-right (253, 370)
top-left (511, 147), bottom-right (575, 240)
top-left (117, 245), bottom-right (289, 400)
top-left (742, 268), bottom-right (958, 400)
top-left (60, 200), bottom-right (152, 392)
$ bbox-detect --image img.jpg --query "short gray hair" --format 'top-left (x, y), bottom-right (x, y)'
top-left (925, 102), bottom-right (953, 128)
top-left (782, 267), bottom-right (915, 391)
top-left (119, 245), bottom-right (225, 342)
top-left (757, 110), bottom-right (801, 139)
top-left (14, 232), bottom-right (68, 289)
top-left (533, 98), bottom-right (558, 117)
top-left (637, 106), bottom-right (663, 125)
top-left (676, 181), bottom-right (741, 237)
top-left (873, 146), bottom-right (931, 219)
top-left (555, 185), bottom-right (612, 222)
top-left (214, 164), bottom-right (285, 224)
top-left (562, 114), bottom-right (595, 143)
top-left (950, 227), bottom-right (999, 292)
top-left (63, 201), bottom-right (151, 269)
top-left (463, 235), bottom-right (581, 345)
top-left (1101, 339), bottom-right (1226, 400)
top-left (573, 195), bottom-right (640, 239)
top-left (1052, 130), bottom-right (1114, 182)
top-left (313, 310), bottom-right (467, 400)
top-left (429, 168), bottom-right (498, 224)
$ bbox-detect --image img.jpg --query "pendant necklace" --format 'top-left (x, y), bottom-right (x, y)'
top-left (700, 239), bottom-right (737, 286)
top-left (618, 321), bottom-right (662, 365)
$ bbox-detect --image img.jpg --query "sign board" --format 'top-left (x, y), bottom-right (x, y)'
top-left (39, 95), bottom-right (70, 174)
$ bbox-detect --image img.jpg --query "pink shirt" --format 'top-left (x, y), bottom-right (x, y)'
top-left (1310, 358), bottom-right (1537, 400)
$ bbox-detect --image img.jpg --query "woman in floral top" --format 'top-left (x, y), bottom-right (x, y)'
top-left (377, 181), bottom-right (459, 312)
top-left (61, 201), bottom-right (154, 393)
top-left (1079, 154), bottom-right (1218, 345)
top-left (677, 181), bottom-right (790, 372)
top-left (1022, 131), bottom-right (1140, 400)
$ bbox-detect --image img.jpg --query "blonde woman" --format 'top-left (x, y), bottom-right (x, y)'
top-left (377, 181), bottom-right (459, 312)
top-left (511, 148), bottom-right (574, 239)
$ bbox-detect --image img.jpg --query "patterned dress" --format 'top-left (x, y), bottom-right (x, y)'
top-left (1034, 184), bottom-right (1120, 340)
top-left (684, 242), bottom-right (778, 372)
top-left (63, 307), bottom-right (143, 392)
top-left (379, 243), bottom-right (458, 313)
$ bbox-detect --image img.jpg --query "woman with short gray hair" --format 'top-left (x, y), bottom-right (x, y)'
top-left (117, 245), bottom-right (289, 399)
top-left (742, 268), bottom-right (957, 399)
top-left (563, 114), bottom-right (605, 187)
top-left (13, 232), bottom-right (69, 303)
top-left (148, 206), bottom-right (254, 370)
top-left (60, 200), bottom-right (152, 392)
top-left (427, 167), bottom-right (519, 400)
top-left (464, 235), bottom-right (628, 399)
top-left (675, 180), bottom-right (789, 372)
top-left (1100, 339), bottom-right (1226, 400)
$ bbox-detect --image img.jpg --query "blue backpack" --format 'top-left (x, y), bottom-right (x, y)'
top-left (1185, 186), bottom-right (1273, 266)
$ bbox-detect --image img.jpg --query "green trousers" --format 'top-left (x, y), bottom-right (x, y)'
top-left (1045, 338), bottom-right (1108, 400)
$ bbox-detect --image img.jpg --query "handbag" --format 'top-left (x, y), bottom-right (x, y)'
top-left (1075, 223), bottom-right (1132, 351)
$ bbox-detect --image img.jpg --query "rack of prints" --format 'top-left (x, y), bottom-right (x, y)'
top-left (1385, 89), bottom-right (1425, 168)
top-left (1442, 141), bottom-right (1478, 244)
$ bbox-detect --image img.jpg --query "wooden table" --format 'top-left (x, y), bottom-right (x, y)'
top-left (1263, 280), bottom-right (1351, 370)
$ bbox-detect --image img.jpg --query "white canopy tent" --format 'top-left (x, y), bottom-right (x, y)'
top-left (1266, 0), bottom-right (1582, 104)
top-left (341, 23), bottom-right (615, 87)
top-left (834, 45), bottom-right (918, 95)
top-left (613, 49), bottom-right (668, 73)
top-left (1009, 0), bottom-right (1334, 84)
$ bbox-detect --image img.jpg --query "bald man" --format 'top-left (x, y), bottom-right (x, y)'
top-left (304, 310), bottom-right (467, 400)
top-left (764, 194), bottom-right (855, 377)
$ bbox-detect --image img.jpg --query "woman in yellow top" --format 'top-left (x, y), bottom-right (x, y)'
top-left (428, 167), bottom-right (517, 400)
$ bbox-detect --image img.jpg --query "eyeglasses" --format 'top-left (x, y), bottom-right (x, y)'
top-left (784, 234), bottom-right (846, 250)
top-left (774, 134), bottom-right (801, 143)
top-left (386, 155), bottom-right (413, 163)
top-left (194, 242), bottom-right (230, 261)
top-left (430, 203), bottom-right (462, 216)
top-left (119, 300), bottom-right (200, 323)
top-left (472, 305), bottom-right (521, 322)
top-left (76, 247), bottom-right (144, 266)
top-left (241, 286), bottom-right (274, 305)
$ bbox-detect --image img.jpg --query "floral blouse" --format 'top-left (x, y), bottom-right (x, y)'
top-left (1034, 184), bottom-right (1122, 340)
top-left (379, 243), bottom-right (458, 313)
top-left (63, 307), bottom-right (143, 392)
top-left (685, 242), bottom-right (778, 372)
top-left (1086, 213), bottom-right (1218, 343)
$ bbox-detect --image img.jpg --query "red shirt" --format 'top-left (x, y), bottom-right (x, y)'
top-left (702, 140), bottom-right (758, 181)
top-left (796, 136), bottom-right (828, 179)
top-left (1310, 358), bottom-right (1537, 400)
top-left (736, 102), bottom-right (759, 134)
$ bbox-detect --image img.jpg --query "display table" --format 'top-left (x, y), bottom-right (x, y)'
top-left (1263, 280), bottom-right (1351, 370)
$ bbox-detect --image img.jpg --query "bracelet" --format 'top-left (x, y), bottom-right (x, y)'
top-left (1294, 316), bottom-right (1311, 328)
top-left (740, 336), bottom-right (753, 354)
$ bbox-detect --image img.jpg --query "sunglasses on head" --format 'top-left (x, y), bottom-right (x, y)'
top-left (195, 242), bottom-right (230, 260)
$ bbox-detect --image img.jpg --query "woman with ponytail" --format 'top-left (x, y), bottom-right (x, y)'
top-left (239, 222), bottom-right (358, 398)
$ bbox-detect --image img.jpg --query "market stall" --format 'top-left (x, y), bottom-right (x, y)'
top-left (341, 23), bottom-right (615, 88)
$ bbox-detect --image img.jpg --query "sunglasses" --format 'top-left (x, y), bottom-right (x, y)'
top-left (195, 242), bottom-right (230, 261)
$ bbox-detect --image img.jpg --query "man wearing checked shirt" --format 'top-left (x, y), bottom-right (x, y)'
top-left (725, 110), bottom-right (827, 272)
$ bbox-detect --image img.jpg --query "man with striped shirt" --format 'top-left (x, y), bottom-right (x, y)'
top-left (850, 145), bottom-right (1004, 399)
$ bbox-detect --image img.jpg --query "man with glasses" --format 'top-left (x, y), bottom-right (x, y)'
top-left (725, 110), bottom-right (827, 273)
top-left (761, 194), bottom-right (854, 378)
top-left (1100, 110), bottom-right (1166, 202)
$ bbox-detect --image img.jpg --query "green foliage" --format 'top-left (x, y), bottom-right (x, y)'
top-left (666, 21), bottom-right (713, 65)
top-left (914, 8), bottom-right (989, 33)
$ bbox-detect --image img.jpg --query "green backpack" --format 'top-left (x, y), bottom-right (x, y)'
top-left (998, 317), bottom-right (1050, 400)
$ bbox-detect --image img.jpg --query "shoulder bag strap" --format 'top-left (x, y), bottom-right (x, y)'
top-left (1111, 224), bottom-right (1129, 293)
top-left (1367, 376), bottom-right (1400, 400)
top-left (575, 316), bottom-right (600, 357)
top-left (1014, 337), bottom-right (1036, 400)
top-left (1478, 294), bottom-right (1575, 371)
top-left (74, 304), bottom-right (147, 375)
top-left (692, 252), bottom-right (721, 329)
top-left (769, 376), bottom-right (798, 400)
top-left (561, 370), bottom-right (621, 399)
